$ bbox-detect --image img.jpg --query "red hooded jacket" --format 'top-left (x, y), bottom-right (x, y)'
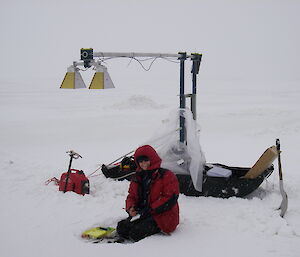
top-left (126, 145), bottom-right (180, 233)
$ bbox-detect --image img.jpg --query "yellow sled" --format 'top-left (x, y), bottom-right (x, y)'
top-left (81, 227), bottom-right (116, 239)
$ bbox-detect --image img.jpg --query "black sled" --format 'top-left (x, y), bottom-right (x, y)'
top-left (101, 146), bottom-right (276, 198)
top-left (176, 163), bottom-right (273, 198)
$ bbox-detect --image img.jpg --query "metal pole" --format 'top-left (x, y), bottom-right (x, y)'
top-left (191, 54), bottom-right (202, 120)
top-left (63, 154), bottom-right (74, 193)
top-left (93, 52), bottom-right (192, 59)
top-left (276, 139), bottom-right (288, 217)
top-left (191, 72), bottom-right (197, 120)
top-left (179, 52), bottom-right (187, 143)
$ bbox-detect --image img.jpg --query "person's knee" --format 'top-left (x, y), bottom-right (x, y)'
top-left (128, 224), bottom-right (158, 242)
top-left (117, 219), bottom-right (130, 238)
top-left (128, 227), bottom-right (144, 242)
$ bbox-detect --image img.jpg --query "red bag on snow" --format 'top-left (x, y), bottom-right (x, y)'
top-left (59, 169), bottom-right (90, 195)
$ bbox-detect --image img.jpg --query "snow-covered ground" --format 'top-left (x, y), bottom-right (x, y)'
top-left (1, 77), bottom-right (299, 257)
top-left (1, 1), bottom-right (300, 257)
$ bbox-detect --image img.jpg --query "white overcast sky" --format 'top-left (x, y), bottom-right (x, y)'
top-left (1, 0), bottom-right (299, 84)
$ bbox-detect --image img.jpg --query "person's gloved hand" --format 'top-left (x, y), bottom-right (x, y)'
top-left (128, 207), bottom-right (137, 217)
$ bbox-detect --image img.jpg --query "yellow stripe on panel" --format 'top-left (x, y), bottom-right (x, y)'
top-left (60, 72), bottom-right (75, 89)
top-left (89, 72), bottom-right (104, 89)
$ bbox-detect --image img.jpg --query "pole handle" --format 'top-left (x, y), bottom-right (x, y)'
top-left (67, 150), bottom-right (83, 159)
top-left (276, 139), bottom-right (283, 180)
top-left (276, 138), bottom-right (280, 151)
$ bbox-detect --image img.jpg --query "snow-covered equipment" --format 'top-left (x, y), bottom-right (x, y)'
top-left (58, 150), bottom-right (90, 195)
top-left (101, 108), bottom-right (275, 198)
top-left (276, 139), bottom-right (288, 217)
top-left (206, 166), bottom-right (232, 177)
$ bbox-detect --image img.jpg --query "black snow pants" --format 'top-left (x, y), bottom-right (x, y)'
top-left (116, 216), bottom-right (161, 242)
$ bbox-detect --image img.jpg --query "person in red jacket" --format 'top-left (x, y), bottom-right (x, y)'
top-left (116, 145), bottom-right (180, 242)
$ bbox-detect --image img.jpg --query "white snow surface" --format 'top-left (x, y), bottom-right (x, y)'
top-left (1, 1), bottom-right (300, 257)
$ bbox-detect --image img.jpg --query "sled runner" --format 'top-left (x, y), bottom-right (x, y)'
top-left (101, 145), bottom-right (275, 198)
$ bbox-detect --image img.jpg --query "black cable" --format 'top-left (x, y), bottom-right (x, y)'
top-left (95, 55), bottom-right (179, 72)
top-left (132, 57), bottom-right (158, 71)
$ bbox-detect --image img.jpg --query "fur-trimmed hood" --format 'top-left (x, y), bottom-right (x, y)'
top-left (134, 145), bottom-right (162, 171)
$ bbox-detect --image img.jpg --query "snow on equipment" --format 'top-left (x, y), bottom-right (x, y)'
top-left (101, 109), bottom-right (275, 198)
top-left (58, 150), bottom-right (90, 195)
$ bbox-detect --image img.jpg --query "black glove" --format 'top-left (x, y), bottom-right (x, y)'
top-left (138, 206), bottom-right (152, 219)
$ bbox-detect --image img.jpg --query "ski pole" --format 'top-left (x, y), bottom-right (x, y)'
top-left (276, 139), bottom-right (288, 217)
top-left (107, 150), bottom-right (135, 166)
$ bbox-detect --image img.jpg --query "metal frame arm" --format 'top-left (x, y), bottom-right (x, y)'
top-left (93, 52), bottom-right (193, 59)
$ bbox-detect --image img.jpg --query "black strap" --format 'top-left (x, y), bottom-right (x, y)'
top-left (154, 194), bottom-right (179, 214)
top-left (158, 168), bottom-right (166, 178)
